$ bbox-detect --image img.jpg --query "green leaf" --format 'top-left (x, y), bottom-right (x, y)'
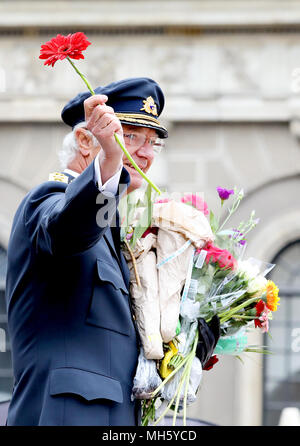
top-left (125, 191), bottom-right (138, 225)
top-left (129, 183), bottom-right (154, 248)
top-left (209, 210), bottom-right (219, 234)
top-left (146, 181), bottom-right (153, 215)
top-left (130, 208), bottom-right (151, 248)
top-left (245, 348), bottom-right (273, 355)
top-left (217, 229), bottom-right (237, 237)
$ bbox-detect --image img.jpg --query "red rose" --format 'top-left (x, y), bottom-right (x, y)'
top-left (181, 194), bottom-right (209, 216)
top-left (204, 243), bottom-right (236, 270)
top-left (141, 227), bottom-right (158, 238)
top-left (155, 198), bottom-right (170, 204)
top-left (217, 250), bottom-right (237, 270)
top-left (203, 355), bottom-right (219, 371)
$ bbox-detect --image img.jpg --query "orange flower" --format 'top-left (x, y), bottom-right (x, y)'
top-left (265, 280), bottom-right (280, 312)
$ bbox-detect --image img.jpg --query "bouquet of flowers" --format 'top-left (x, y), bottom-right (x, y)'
top-left (119, 185), bottom-right (280, 426)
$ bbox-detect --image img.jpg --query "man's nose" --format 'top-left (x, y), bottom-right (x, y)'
top-left (135, 143), bottom-right (155, 161)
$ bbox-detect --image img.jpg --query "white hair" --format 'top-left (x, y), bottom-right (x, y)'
top-left (58, 121), bottom-right (100, 169)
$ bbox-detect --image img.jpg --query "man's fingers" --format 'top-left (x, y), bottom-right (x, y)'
top-left (98, 118), bottom-right (122, 138)
top-left (86, 107), bottom-right (116, 131)
top-left (86, 105), bottom-right (115, 128)
top-left (88, 111), bottom-right (121, 132)
top-left (84, 94), bottom-right (108, 120)
top-left (92, 112), bottom-right (113, 130)
top-left (83, 94), bottom-right (123, 156)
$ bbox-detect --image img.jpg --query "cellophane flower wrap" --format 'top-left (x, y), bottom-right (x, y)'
top-left (120, 185), bottom-right (280, 427)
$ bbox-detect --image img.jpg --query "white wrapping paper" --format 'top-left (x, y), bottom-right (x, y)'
top-left (123, 200), bottom-right (214, 358)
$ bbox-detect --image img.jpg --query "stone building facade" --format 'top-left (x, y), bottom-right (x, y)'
top-left (0, 0), bottom-right (299, 426)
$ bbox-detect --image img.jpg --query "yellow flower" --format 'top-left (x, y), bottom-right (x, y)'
top-left (159, 341), bottom-right (178, 379)
top-left (265, 280), bottom-right (280, 312)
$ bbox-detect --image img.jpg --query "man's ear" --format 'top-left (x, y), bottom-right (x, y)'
top-left (75, 127), bottom-right (96, 157)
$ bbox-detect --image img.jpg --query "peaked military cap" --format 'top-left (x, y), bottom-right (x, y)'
top-left (61, 77), bottom-right (168, 138)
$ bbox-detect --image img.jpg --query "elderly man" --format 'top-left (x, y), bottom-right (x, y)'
top-left (5, 77), bottom-right (219, 426)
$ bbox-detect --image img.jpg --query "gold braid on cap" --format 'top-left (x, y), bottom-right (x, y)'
top-left (115, 113), bottom-right (167, 132)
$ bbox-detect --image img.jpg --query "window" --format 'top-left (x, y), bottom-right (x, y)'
top-left (0, 246), bottom-right (13, 402)
top-left (263, 240), bottom-right (300, 425)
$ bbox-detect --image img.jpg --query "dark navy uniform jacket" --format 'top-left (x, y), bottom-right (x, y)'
top-left (5, 162), bottom-right (140, 426)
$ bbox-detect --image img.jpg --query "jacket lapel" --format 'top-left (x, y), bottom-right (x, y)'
top-left (119, 250), bottom-right (130, 289)
top-left (104, 227), bottom-right (130, 290)
top-left (103, 228), bottom-right (120, 266)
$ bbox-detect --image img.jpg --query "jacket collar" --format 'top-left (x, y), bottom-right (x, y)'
top-left (63, 168), bottom-right (80, 179)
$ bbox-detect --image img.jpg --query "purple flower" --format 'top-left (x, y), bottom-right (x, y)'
top-left (217, 187), bottom-right (234, 201)
top-left (230, 228), bottom-right (246, 246)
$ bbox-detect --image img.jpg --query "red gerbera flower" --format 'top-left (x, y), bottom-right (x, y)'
top-left (39, 32), bottom-right (91, 67)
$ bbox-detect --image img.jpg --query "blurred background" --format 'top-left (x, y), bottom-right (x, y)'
top-left (0, 0), bottom-right (300, 426)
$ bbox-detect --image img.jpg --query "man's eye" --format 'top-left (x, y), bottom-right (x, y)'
top-left (124, 133), bottom-right (134, 140)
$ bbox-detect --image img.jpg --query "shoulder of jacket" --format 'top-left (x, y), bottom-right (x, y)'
top-left (48, 172), bottom-right (69, 184)
top-left (25, 176), bottom-right (68, 203)
top-left (18, 176), bottom-right (68, 228)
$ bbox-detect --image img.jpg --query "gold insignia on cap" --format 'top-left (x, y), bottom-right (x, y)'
top-left (140, 96), bottom-right (158, 116)
top-left (48, 172), bottom-right (69, 183)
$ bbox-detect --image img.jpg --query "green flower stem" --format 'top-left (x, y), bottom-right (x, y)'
top-left (183, 364), bottom-right (190, 426)
top-left (183, 331), bottom-right (198, 426)
top-left (218, 209), bottom-right (234, 233)
top-left (219, 296), bottom-right (259, 324)
top-left (66, 57), bottom-right (162, 195)
top-left (172, 364), bottom-right (189, 426)
top-left (153, 385), bottom-right (181, 426)
top-left (205, 291), bottom-right (251, 324)
top-left (159, 332), bottom-right (199, 427)
top-left (231, 315), bottom-right (258, 320)
top-left (142, 398), bottom-right (157, 426)
top-left (235, 216), bottom-right (259, 243)
top-left (151, 354), bottom-right (190, 398)
top-left (169, 354), bottom-right (184, 368)
top-left (239, 222), bottom-right (256, 238)
top-left (154, 357), bottom-right (192, 427)
top-left (67, 57), bottom-right (95, 95)
top-left (245, 348), bottom-right (272, 354)
top-left (218, 191), bottom-right (243, 232)
top-left (114, 134), bottom-right (161, 194)
top-left (152, 355), bottom-right (194, 426)
top-left (151, 332), bottom-right (199, 426)
top-left (218, 295), bottom-right (256, 319)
